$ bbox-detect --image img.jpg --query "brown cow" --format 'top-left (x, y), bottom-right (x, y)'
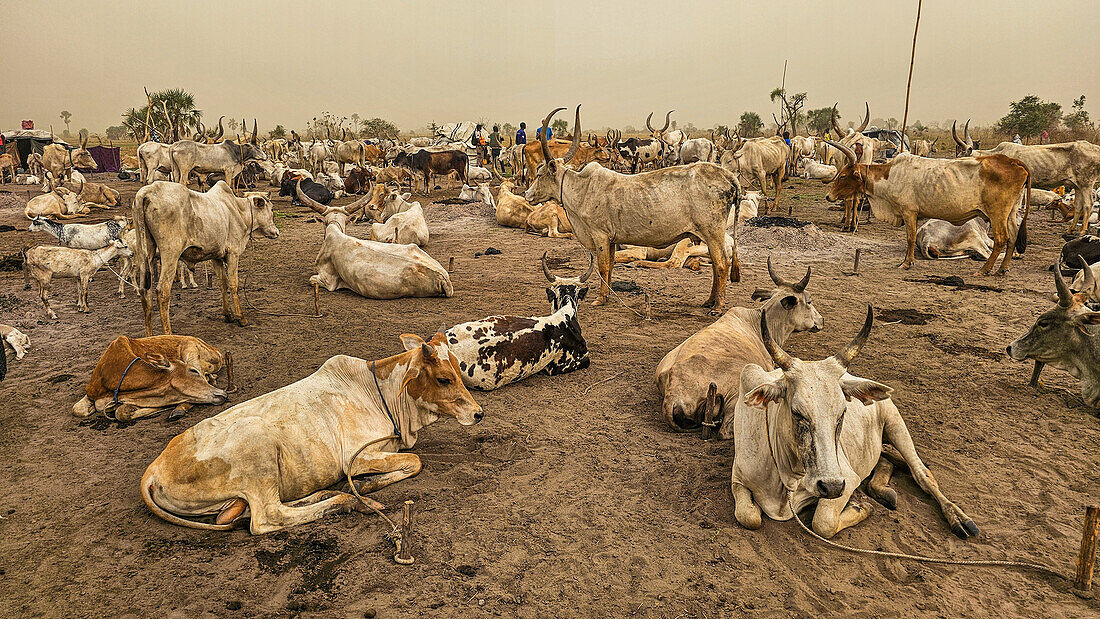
top-left (0, 153), bottom-right (15, 183)
top-left (392, 149), bottom-right (468, 193)
top-left (73, 335), bottom-right (229, 422)
top-left (522, 137), bottom-right (610, 184)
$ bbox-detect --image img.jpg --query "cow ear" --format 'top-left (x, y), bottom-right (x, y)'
top-left (744, 382), bottom-right (784, 408)
top-left (840, 378), bottom-right (893, 405)
top-left (751, 288), bottom-right (775, 302)
top-left (546, 288), bottom-right (555, 305)
top-left (399, 333), bottom-right (424, 351)
top-left (401, 193), bottom-right (411, 201)
top-left (142, 352), bottom-right (171, 370)
top-left (1072, 312), bottom-right (1100, 334)
top-left (780, 295), bottom-right (798, 310)
top-left (577, 286), bottom-right (588, 301)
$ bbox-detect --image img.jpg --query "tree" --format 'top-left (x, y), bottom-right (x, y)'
top-left (1063, 94), bottom-right (1092, 132)
top-left (997, 95), bottom-right (1062, 142)
top-left (360, 117), bottom-right (399, 139)
top-left (769, 87), bottom-right (806, 134)
top-left (737, 112), bottom-right (763, 137)
top-left (227, 118), bottom-right (239, 132)
top-left (105, 125), bottom-right (128, 141)
top-left (550, 118), bottom-right (569, 136)
top-left (501, 122), bottom-right (516, 140)
top-left (805, 107), bottom-right (835, 136)
top-left (269, 125), bottom-right (287, 139)
top-left (887, 117), bottom-right (899, 130)
top-left (121, 88), bottom-right (201, 142)
top-left (60, 111), bottom-right (72, 136)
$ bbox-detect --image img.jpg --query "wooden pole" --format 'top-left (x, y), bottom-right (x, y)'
top-left (224, 351), bottom-right (235, 393)
top-left (899, 0), bottom-right (922, 153)
top-left (1074, 505), bottom-right (1100, 597)
top-left (395, 500), bottom-right (415, 565)
top-left (701, 383), bottom-right (719, 440)
top-left (853, 248), bottom-right (862, 274)
top-left (313, 283), bottom-right (321, 317)
top-left (447, 256), bottom-right (454, 272)
top-left (143, 87), bottom-right (153, 143)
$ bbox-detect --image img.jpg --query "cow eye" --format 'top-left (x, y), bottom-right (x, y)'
top-left (189, 368), bottom-right (201, 375)
top-left (791, 409), bottom-right (807, 423)
top-left (437, 377), bottom-right (452, 386)
top-left (1038, 319), bottom-right (1052, 329)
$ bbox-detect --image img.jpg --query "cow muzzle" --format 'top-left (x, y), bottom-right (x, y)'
top-left (813, 478), bottom-right (846, 500)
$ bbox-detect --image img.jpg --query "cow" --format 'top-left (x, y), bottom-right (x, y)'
top-left (648, 110), bottom-right (686, 152)
top-left (521, 136), bottom-right (611, 183)
top-left (297, 183), bottom-right (452, 299)
top-left (1070, 256), bottom-right (1100, 306)
top-left (1007, 264), bottom-right (1100, 407)
top-left (28, 216), bottom-right (127, 249)
top-left (23, 240), bottom-right (133, 318)
top-left (133, 181), bottom-right (280, 335)
top-left (911, 138), bottom-right (937, 157)
top-left (916, 219), bottom-right (993, 261)
top-left (139, 332), bottom-right (480, 533)
top-left (2, 324), bottom-right (30, 365)
top-left (0, 153), bottom-right (15, 183)
top-left (525, 106), bottom-right (741, 312)
top-left (789, 136), bottom-right (817, 166)
top-left (720, 136), bottom-right (788, 213)
top-left (24, 183), bottom-right (95, 220)
top-left (678, 137), bottom-right (718, 165)
top-left (137, 142), bottom-right (171, 185)
top-left (1060, 235), bottom-right (1100, 276)
top-left (169, 120), bottom-right (268, 189)
top-left (495, 180), bottom-right (534, 228)
top-left (41, 130), bottom-right (97, 188)
top-left (951, 120), bottom-right (982, 158)
top-left (655, 258), bottom-right (822, 433)
top-left (392, 148), bottom-right (468, 193)
top-left (73, 335), bottom-right (228, 422)
top-left (328, 130), bottom-right (366, 168)
top-left (71, 180), bottom-right (121, 206)
top-left (444, 253), bottom-right (592, 390)
top-left (607, 130), bottom-right (665, 174)
top-left (525, 200), bottom-right (573, 238)
top-left (799, 158), bottom-right (837, 180)
top-left (729, 306), bottom-right (980, 539)
top-left (344, 166), bottom-right (374, 194)
top-left (280, 172), bottom-right (334, 207)
top-left (372, 165), bottom-right (414, 189)
top-left (827, 103), bottom-right (873, 166)
top-left (370, 203), bottom-right (429, 246)
top-left (615, 235), bottom-right (734, 271)
top-left (728, 191), bottom-right (764, 226)
top-left (825, 140), bottom-right (1030, 274)
top-left (364, 185), bottom-right (418, 224)
top-left (458, 183), bottom-right (494, 207)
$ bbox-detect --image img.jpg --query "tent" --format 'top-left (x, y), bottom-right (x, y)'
top-left (1, 130), bottom-right (69, 171)
top-left (84, 145), bottom-right (121, 173)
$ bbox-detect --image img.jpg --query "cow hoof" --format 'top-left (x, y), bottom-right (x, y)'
top-left (951, 519), bottom-right (980, 539)
top-left (592, 298), bottom-right (608, 307)
top-left (167, 407), bottom-right (187, 422)
top-left (236, 317), bottom-right (250, 327)
top-left (223, 315), bottom-right (235, 323)
top-left (871, 487), bottom-right (898, 510)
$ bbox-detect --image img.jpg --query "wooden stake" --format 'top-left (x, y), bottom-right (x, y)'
top-left (701, 383), bottom-right (719, 440)
top-left (447, 256), bottom-right (454, 272)
top-left (1074, 505), bottom-right (1100, 597)
top-left (899, 0), bottom-right (922, 152)
top-left (853, 248), bottom-right (862, 274)
top-left (313, 283), bottom-right (321, 317)
top-left (224, 351), bottom-right (235, 393)
top-left (395, 500), bottom-right (415, 565)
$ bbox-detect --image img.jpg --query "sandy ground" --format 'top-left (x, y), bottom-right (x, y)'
top-left (0, 171), bottom-right (1097, 618)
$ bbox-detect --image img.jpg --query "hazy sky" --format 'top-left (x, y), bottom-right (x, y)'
top-left (2, 1), bottom-right (1097, 134)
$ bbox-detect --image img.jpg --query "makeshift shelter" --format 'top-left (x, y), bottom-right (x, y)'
top-left (84, 145), bottom-right (121, 173)
top-left (0, 130), bottom-right (69, 171)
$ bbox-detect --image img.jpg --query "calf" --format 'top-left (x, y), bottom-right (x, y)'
top-left (73, 335), bottom-right (227, 422)
top-left (799, 157), bottom-right (837, 181)
top-left (28, 216), bottom-right (127, 250)
top-left (23, 240), bottom-right (133, 318)
top-left (372, 166), bottom-right (414, 189)
top-left (445, 254), bottom-right (592, 390)
top-left (495, 180), bottom-right (534, 228)
top-left (731, 306), bottom-right (979, 539)
top-left (0, 153), bottom-right (15, 183)
top-left (459, 183), bottom-right (495, 207)
top-left (525, 201), bottom-right (573, 238)
top-left (1008, 264), bottom-right (1100, 406)
top-left (655, 258), bottom-right (823, 433)
top-left (140, 334), bottom-right (480, 533)
top-left (916, 219), bottom-right (993, 260)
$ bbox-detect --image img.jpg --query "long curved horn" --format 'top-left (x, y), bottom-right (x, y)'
top-left (1055, 259), bottom-right (1074, 307)
top-left (252, 119), bottom-right (259, 145)
top-left (826, 140), bottom-right (857, 165)
top-left (660, 110), bottom-right (673, 133)
top-left (295, 180), bottom-right (328, 214)
top-left (834, 304), bottom-right (874, 368)
top-left (79, 129), bottom-right (88, 149)
top-left (341, 127), bottom-right (347, 142)
top-left (767, 256), bottom-right (787, 286)
top-left (794, 266), bottom-right (811, 292)
top-left (541, 107), bottom-right (564, 162)
top-left (856, 102), bottom-right (870, 132)
top-left (1079, 256), bottom-right (1096, 294)
top-left (581, 252), bottom-right (595, 282)
top-left (646, 112), bottom-right (656, 133)
top-left (563, 105), bottom-right (581, 163)
top-left (541, 251), bottom-right (556, 282)
top-left (340, 187), bottom-right (374, 215)
top-left (211, 116), bottom-right (224, 141)
top-left (759, 306), bottom-right (793, 371)
top-left (951, 121), bottom-right (965, 148)
top-left (831, 103), bottom-right (844, 135)
top-left (963, 119), bottom-right (973, 150)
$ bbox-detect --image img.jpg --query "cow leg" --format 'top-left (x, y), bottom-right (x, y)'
top-left (345, 452), bottom-right (423, 495)
top-left (773, 172), bottom-right (784, 215)
top-left (882, 406), bottom-right (979, 539)
top-left (810, 490), bottom-right (873, 538)
top-left (1075, 187), bottom-right (1091, 235)
top-left (156, 255), bottom-right (179, 335)
top-left (168, 402), bottom-right (194, 421)
top-left (898, 212), bottom-right (918, 269)
top-left (115, 405), bottom-right (166, 422)
top-left (864, 456), bottom-right (898, 510)
top-left (225, 254), bottom-right (247, 326)
top-left (211, 259), bottom-right (233, 321)
top-left (37, 275), bottom-right (57, 319)
top-left (592, 239), bottom-right (614, 306)
top-left (77, 275), bottom-right (90, 312)
top-left (702, 231), bottom-right (729, 313)
top-left (1029, 360), bottom-right (1045, 389)
top-left (977, 219), bottom-right (1007, 276)
top-left (731, 481), bottom-right (763, 530)
top-left (118, 256), bottom-right (131, 298)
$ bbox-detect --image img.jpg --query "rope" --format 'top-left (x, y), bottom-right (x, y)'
top-left (344, 436), bottom-right (404, 553)
top-left (785, 492), bottom-right (1065, 580)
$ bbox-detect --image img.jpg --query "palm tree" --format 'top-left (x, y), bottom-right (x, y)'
top-left (60, 110), bottom-right (72, 136)
top-left (119, 88), bottom-right (201, 142)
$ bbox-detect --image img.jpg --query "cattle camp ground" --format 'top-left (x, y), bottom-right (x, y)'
top-left (3, 4), bottom-right (1100, 618)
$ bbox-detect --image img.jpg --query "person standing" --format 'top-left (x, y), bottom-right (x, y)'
top-left (1041, 129), bottom-right (1049, 144)
top-left (536, 123), bottom-right (553, 141)
top-left (489, 124), bottom-right (502, 171)
top-left (472, 123), bottom-right (488, 166)
top-left (516, 122), bottom-right (527, 146)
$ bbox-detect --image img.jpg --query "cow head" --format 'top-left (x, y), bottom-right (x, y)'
top-left (143, 351), bottom-right (228, 406)
top-left (28, 216), bottom-right (55, 234)
top-left (751, 257), bottom-right (824, 332)
top-left (1007, 263), bottom-right (1100, 368)
top-left (743, 305), bottom-right (892, 500)
top-left (243, 191), bottom-right (280, 239)
top-left (823, 140), bottom-right (864, 202)
top-left (525, 106), bottom-right (582, 205)
top-left (296, 180), bottom-right (370, 231)
top-left (541, 251), bottom-right (593, 311)
top-left (647, 110), bottom-right (673, 140)
top-left (55, 182), bottom-right (84, 212)
top-left (71, 130), bottom-right (97, 169)
top-left (399, 333), bottom-right (483, 426)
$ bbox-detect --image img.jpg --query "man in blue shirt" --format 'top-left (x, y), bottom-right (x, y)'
top-left (536, 124), bottom-right (553, 141)
top-left (515, 122), bottom-right (527, 145)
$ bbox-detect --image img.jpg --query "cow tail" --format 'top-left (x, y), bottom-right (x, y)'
top-left (729, 181), bottom-right (740, 282)
top-left (133, 193), bottom-right (153, 291)
top-left (141, 467), bottom-right (236, 531)
top-left (1015, 161), bottom-right (1031, 254)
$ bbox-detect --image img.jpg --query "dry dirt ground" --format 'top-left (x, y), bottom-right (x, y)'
top-left (0, 171), bottom-right (1097, 618)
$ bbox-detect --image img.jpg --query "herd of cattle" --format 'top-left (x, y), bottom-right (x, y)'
top-left (2, 102), bottom-right (1100, 545)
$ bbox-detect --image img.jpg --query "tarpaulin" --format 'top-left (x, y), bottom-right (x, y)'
top-left (83, 146), bottom-right (121, 173)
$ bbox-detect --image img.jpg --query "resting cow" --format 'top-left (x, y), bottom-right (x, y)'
top-left (495, 180), bottom-right (534, 228)
top-left (73, 335), bottom-right (228, 422)
top-left (730, 306), bottom-right (979, 539)
top-left (445, 253), bottom-right (592, 390)
top-left (525, 200), bottom-right (573, 238)
top-left (655, 259), bottom-right (823, 433)
top-left (140, 333), bottom-right (481, 533)
top-left (370, 203), bottom-right (429, 246)
top-left (916, 219), bottom-right (993, 261)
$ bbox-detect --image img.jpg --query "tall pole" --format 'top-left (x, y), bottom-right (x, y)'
top-left (899, 0), bottom-right (922, 152)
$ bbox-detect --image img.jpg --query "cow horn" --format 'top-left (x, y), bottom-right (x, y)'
top-left (951, 121), bottom-right (965, 148)
top-left (963, 119), bottom-right (974, 150)
top-left (342, 190), bottom-right (373, 216)
top-left (834, 304), bottom-right (874, 368)
top-left (541, 251), bottom-right (556, 282)
top-left (252, 119), bottom-right (259, 145)
top-left (1079, 256), bottom-right (1096, 294)
top-left (759, 306), bottom-right (793, 371)
top-left (212, 116), bottom-right (224, 141)
top-left (295, 180), bottom-right (328, 214)
top-left (79, 129), bottom-right (88, 149)
top-left (766, 256), bottom-right (787, 286)
top-left (581, 252), bottom-right (595, 282)
top-left (856, 102), bottom-right (870, 132)
top-left (541, 107), bottom-right (564, 162)
top-left (794, 266), bottom-right (811, 293)
top-left (646, 112), bottom-right (656, 134)
top-left (831, 104), bottom-right (844, 136)
top-left (1055, 259), bottom-right (1074, 307)
top-left (661, 110), bottom-right (673, 133)
top-left (563, 105), bottom-right (581, 164)
top-left (341, 127), bottom-right (347, 142)
top-left (826, 140), bottom-right (856, 165)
